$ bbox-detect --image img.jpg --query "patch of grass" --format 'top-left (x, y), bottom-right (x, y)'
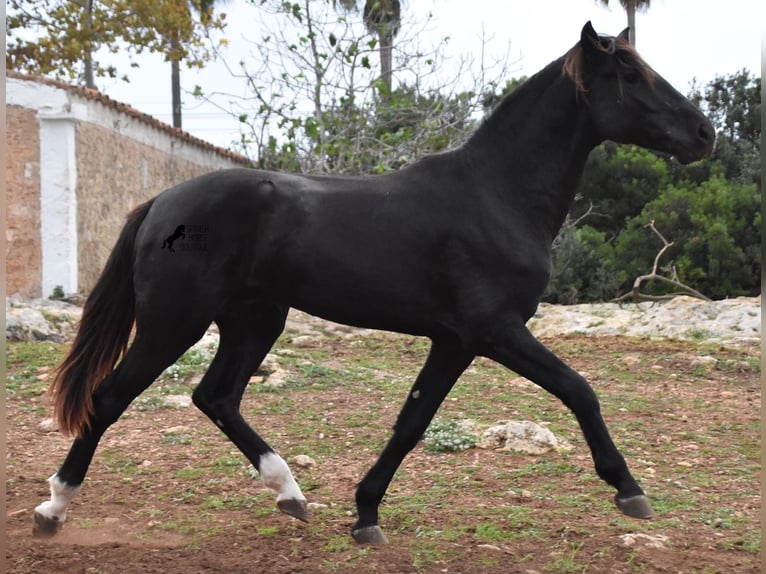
top-left (158, 345), bottom-right (215, 382)
top-left (686, 328), bottom-right (716, 342)
top-left (322, 535), bottom-right (354, 553)
top-left (504, 505), bottom-right (543, 537)
top-left (410, 537), bottom-right (462, 571)
top-left (720, 530), bottom-right (761, 554)
top-left (201, 494), bottom-right (255, 511)
top-left (161, 432), bottom-right (193, 446)
top-left (99, 449), bottom-right (143, 476)
top-left (74, 518), bottom-right (102, 529)
top-left (173, 467), bottom-right (207, 481)
top-left (5, 342), bottom-right (67, 396)
top-left (545, 541), bottom-right (586, 573)
top-left (474, 522), bottom-right (509, 542)
top-left (159, 515), bottom-right (220, 537)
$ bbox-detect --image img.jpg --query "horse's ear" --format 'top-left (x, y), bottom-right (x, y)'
top-left (581, 21), bottom-right (599, 51)
top-left (617, 27), bottom-right (630, 42)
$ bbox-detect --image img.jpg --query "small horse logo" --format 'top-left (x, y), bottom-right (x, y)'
top-left (161, 225), bottom-right (185, 252)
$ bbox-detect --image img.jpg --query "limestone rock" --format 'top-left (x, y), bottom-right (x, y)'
top-left (161, 395), bottom-right (193, 408)
top-left (478, 420), bottom-right (573, 455)
top-left (619, 532), bottom-right (669, 549)
top-left (292, 454), bottom-right (316, 468)
top-left (37, 417), bottom-right (58, 433)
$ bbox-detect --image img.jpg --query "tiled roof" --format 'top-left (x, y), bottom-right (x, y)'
top-left (7, 70), bottom-right (251, 165)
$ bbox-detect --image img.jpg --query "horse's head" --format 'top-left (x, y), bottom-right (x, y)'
top-left (565, 22), bottom-right (714, 164)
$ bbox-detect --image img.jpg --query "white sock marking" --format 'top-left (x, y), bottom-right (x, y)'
top-left (34, 474), bottom-right (81, 522)
top-left (258, 452), bottom-right (305, 503)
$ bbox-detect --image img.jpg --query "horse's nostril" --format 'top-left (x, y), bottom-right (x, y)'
top-left (698, 122), bottom-right (714, 143)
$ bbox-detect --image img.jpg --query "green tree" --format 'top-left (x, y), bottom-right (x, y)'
top-left (577, 142), bottom-right (671, 237)
top-left (687, 70), bottom-right (761, 187)
top-left (544, 224), bottom-right (620, 304)
top-left (7, 0), bottom-right (226, 119)
top-left (612, 177), bottom-right (760, 299)
top-left (595, 0), bottom-right (651, 45)
top-left (8, 0), bottom-right (116, 87)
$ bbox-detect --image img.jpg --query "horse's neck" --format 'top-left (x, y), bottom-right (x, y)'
top-left (464, 65), bottom-right (598, 239)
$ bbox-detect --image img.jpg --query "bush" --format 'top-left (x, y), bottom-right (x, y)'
top-left (422, 419), bottom-right (477, 453)
top-left (544, 224), bottom-right (620, 304)
top-left (611, 177), bottom-right (760, 299)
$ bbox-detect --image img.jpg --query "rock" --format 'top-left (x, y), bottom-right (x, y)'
top-left (37, 418), bottom-right (58, 433)
top-left (456, 419), bottom-right (480, 435)
top-left (191, 331), bottom-right (219, 352)
top-left (290, 335), bottom-right (319, 348)
top-left (161, 425), bottom-right (192, 435)
top-left (292, 454), bottom-right (316, 468)
top-left (260, 354), bottom-right (280, 374)
top-left (161, 395), bottom-right (192, 408)
top-left (6, 295), bottom-right (760, 346)
top-left (6, 306), bottom-right (56, 341)
top-left (690, 355), bottom-right (718, 369)
top-left (263, 371), bottom-right (287, 389)
top-left (619, 532), bottom-right (669, 549)
top-left (477, 544), bottom-right (503, 552)
top-left (527, 295), bottom-right (760, 345)
top-left (6, 297), bottom-right (82, 342)
top-left (478, 420), bottom-right (573, 455)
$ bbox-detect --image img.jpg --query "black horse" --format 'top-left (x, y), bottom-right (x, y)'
top-left (35, 23), bottom-right (714, 545)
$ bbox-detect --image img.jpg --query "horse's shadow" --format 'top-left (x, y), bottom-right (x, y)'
top-left (161, 225), bottom-right (185, 252)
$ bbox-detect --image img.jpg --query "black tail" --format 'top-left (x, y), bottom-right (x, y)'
top-left (51, 199), bottom-right (155, 438)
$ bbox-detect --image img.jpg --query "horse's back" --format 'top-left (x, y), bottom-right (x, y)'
top-left (132, 164), bottom-right (547, 340)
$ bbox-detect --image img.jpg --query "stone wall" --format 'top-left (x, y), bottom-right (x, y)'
top-left (6, 105), bottom-right (42, 297)
top-left (6, 73), bottom-right (250, 298)
top-left (74, 122), bottom-right (231, 292)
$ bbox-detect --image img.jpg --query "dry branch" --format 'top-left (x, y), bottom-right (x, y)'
top-left (612, 220), bottom-right (711, 304)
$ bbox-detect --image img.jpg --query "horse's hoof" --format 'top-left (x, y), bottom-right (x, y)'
top-left (615, 494), bottom-right (654, 519)
top-left (277, 498), bottom-right (309, 522)
top-left (351, 525), bottom-right (389, 545)
top-left (33, 512), bottom-right (62, 538)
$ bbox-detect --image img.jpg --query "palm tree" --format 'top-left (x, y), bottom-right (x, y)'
top-left (330, 0), bottom-right (402, 94)
top-left (363, 0), bottom-right (401, 94)
top-left (595, 0), bottom-right (651, 45)
top-left (171, 0), bottom-right (218, 129)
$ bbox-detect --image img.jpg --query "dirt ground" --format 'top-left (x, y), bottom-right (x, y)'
top-left (5, 321), bottom-right (761, 574)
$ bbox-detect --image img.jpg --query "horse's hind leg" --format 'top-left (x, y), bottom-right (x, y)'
top-left (33, 325), bottom-right (209, 537)
top-left (191, 302), bottom-right (309, 521)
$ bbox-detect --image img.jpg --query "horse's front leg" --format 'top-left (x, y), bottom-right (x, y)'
top-left (479, 321), bottom-right (654, 519)
top-left (352, 340), bottom-right (474, 545)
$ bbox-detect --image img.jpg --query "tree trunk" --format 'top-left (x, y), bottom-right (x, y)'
top-left (83, 52), bottom-right (95, 89)
top-left (379, 29), bottom-right (393, 95)
top-left (171, 35), bottom-right (182, 129)
top-left (83, 0), bottom-right (95, 88)
top-left (626, 0), bottom-right (637, 45)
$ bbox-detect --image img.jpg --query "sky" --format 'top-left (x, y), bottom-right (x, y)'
top-left (93, 0), bottom-right (763, 152)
